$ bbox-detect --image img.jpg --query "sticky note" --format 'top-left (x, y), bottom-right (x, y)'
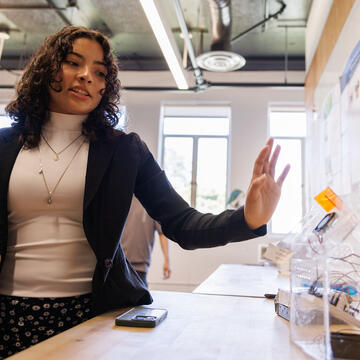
top-left (314, 187), bottom-right (343, 212)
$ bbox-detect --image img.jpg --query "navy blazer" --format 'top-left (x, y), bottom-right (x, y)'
top-left (0, 127), bottom-right (266, 315)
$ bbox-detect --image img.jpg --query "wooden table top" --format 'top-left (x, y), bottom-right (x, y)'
top-left (193, 264), bottom-right (290, 298)
top-left (8, 290), bottom-right (310, 360)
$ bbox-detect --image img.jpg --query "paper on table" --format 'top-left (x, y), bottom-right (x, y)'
top-left (264, 243), bottom-right (293, 274)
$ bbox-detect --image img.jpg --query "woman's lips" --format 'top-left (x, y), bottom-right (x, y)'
top-left (69, 88), bottom-right (90, 99)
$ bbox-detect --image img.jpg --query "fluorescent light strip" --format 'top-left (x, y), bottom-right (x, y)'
top-left (139, 0), bottom-right (189, 90)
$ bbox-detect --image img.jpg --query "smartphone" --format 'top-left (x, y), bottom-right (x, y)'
top-left (115, 306), bottom-right (168, 328)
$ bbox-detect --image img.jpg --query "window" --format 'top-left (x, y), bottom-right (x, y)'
top-left (161, 106), bottom-right (230, 214)
top-left (268, 106), bottom-right (306, 234)
top-left (117, 105), bottom-right (127, 130)
top-left (0, 115), bottom-right (12, 128)
top-left (0, 104), bottom-right (11, 128)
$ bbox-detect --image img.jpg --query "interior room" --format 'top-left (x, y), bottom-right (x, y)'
top-left (0, 0), bottom-right (359, 359)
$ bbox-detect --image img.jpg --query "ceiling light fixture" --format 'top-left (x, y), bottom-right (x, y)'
top-left (139, 0), bottom-right (189, 90)
top-left (196, 51), bottom-right (246, 72)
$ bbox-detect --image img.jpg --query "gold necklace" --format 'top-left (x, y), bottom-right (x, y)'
top-left (41, 133), bottom-right (83, 161)
top-left (38, 139), bottom-right (86, 204)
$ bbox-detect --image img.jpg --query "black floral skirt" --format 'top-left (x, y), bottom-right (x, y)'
top-left (0, 293), bottom-right (92, 359)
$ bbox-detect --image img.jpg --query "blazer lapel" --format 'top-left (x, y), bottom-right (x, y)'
top-left (0, 129), bottom-right (22, 201)
top-left (84, 137), bottom-right (118, 210)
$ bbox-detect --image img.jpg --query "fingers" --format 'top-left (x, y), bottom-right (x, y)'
top-left (263, 138), bottom-right (273, 174)
top-left (276, 164), bottom-right (290, 187)
top-left (253, 138), bottom-right (274, 178)
top-left (163, 266), bottom-right (171, 279)
top-left (269, 144), bottom-right (280, 178)
top-left (252, 145), bottom-right (270, 178)
top-left (264, 138), bottom-right (274, 162)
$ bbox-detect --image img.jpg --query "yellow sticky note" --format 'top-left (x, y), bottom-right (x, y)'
top-left (314, 187), bottom-right (342, 212)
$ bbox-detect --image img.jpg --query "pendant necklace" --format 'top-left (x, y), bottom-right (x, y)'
top-left (38, 138), bottom-right (85, 204)
top-left (41, 133), bottom-right (83, 161)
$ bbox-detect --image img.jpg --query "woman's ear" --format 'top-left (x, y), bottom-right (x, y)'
top-left (49, 79), bottom-right (63, 93)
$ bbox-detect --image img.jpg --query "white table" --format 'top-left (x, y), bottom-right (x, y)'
top-left (193, 264), bottom-right (289, 298)
top-left (8, 290), bottom-right (310, 360)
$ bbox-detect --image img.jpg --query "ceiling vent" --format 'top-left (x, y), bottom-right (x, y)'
top-left (196, 50), bottom-right (245, 72)
top-left (196, 0), bottom-right (246, 72)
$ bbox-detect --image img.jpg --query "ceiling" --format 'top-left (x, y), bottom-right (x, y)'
top-left (0, 0), bottom-right (312, 74)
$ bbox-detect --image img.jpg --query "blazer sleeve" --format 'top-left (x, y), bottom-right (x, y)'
top-left (132, 133), bottom-right (266, 250)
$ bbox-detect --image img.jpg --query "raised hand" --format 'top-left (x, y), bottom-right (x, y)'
top-left (244, 138), bottom-right (290, 230)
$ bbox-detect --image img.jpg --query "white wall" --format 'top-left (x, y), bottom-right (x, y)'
top-left (305, 0), bottom-right (334, 72)
top-left (314, 1), bottom-right (360, 107)
top-left (120, 72), bottom-right (304, 290)
top-left (305, 0), bottom-right (360, 205)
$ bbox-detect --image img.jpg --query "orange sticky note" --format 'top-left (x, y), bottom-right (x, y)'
top-left (314, 187), bottom-right (343, 212)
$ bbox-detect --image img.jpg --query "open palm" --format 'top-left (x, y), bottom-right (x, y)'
top-left (244, 138), bottom-right (290, 230)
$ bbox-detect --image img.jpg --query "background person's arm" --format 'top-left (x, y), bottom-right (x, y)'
top-left (159, 233), bottom-right (171, 279)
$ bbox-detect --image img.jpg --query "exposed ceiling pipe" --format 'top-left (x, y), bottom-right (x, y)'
top-left (231, 0), bottom-right (286, 44)
top-left (262, 0), bottom-right (269, 32)
top-left (0, 1), bottom-right (77, 17)
top-left (172, 0), bottom-right (208, 90)
top-left (0, 33), bottom-right (9, 61)
top-left (0, 24), bottom-right (10, 62)
top-left (46, 0), bottom-right (73, 26)
top-left (208, 0), bottom-right (231, 51)
top-left (0, 4), bottom-right (68, 10)
top-left (120, 82), bottom-right (303, 91)
top-left (196, 0), bottom-right (245, 72)
top-left (0, 82), bottom-right (304, 92)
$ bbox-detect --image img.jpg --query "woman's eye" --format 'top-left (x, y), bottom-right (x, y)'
top-left (65, 60), bottom-right (78, 66)
top-left (97, 71), bottom-right (106, 78)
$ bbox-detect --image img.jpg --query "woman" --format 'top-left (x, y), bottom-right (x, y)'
top-left (0, 26), bottom-right (289, 358)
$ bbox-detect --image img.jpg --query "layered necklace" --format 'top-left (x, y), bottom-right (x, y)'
top-left (41, 133), bottom-right (83, 161)
top-left (38, 134), bottom-right (86, 204)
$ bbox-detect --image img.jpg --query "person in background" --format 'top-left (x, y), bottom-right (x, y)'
top-left (227, 188), bottom-right (245, 210)
top-left (0, 25), bottom-right (290, 358)
top-left (121, 196), bottom-right (171, 287)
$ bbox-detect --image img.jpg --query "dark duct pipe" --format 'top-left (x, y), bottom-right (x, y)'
top-left (208, 0), bottom-right (232, 51)
top-left (197, 0), bottom-right (245, 72)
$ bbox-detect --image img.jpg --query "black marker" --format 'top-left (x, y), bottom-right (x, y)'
top-left (264, 293), bottom-right (276, 299)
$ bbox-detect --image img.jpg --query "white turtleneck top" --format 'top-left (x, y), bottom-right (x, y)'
top-left (0, 112), bottom-right (97, 297)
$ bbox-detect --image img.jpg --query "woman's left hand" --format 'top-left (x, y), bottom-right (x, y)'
top-left (244, 138), bottom-right (290, 230)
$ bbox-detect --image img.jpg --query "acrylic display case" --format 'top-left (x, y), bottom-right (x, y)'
top-left (289, 188), bottom-right (360, 359)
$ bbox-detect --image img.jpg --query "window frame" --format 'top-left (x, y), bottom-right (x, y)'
top-left (267, 105), bottom-right (306, 234)
top-left (160, 106), bottom-right (231, 211)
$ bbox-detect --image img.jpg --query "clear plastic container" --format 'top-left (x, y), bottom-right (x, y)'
top-left (289, 192), bottom-right (360, 359)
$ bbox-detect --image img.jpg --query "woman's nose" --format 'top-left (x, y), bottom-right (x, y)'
top-left (77, 67), bottom-right (92, 83)
top-left (79, 76), bottom-right (91, 83)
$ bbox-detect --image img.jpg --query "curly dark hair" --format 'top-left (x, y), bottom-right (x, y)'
top-left (6, 26), bottom-right (121, 148)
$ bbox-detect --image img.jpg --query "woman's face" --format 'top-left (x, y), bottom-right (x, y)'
top-left (48, 37), bottom-right (107, 115)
